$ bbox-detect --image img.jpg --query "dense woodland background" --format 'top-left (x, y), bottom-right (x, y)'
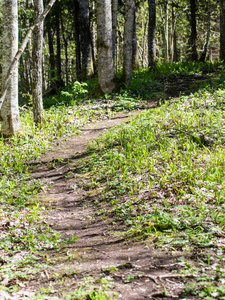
top-left (0, 0), bottom-right (223, 102)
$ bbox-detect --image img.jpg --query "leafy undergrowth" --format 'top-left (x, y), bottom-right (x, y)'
top-left (80, 88), bottom-right (225, 299)
top-left (1, 62), bottom-right (225, 299)
top-left (0, 102), bottom-right (118, 298)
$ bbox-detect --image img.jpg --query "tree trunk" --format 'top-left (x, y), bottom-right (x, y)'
top-left (199, 0), bottom-right (211, 62)
top-left (148, 0), bottom-right (156, 68)
top-left (132, 11), bottom-right (137, 69)
top-left (32, 0), bottom-right (44, 125)
top-left (61, 14), bottom-right (69, 85)
top-left (122, 0), bottom-right (135, 86)
top-left (46, 22), bottom-right (56, 84)
top-left (0, 0), bottom-right (22, 136)
top-left (73, 0), bottom-right (81, 78)
top-left (112, 0), bottom-right (118, 69)
top-left (90, 1), bottom-right (97, 75)
top-left (173, 30), bottom-right (179, 61)
top-left (78, 0), bottom-right (92, 80)
top-left (190, 0), bottom-right (198, 61)
top-left (220, 0), bottom-right (225, 61)
top-left (170, 0), bottom-right (175, 63)
top-left (165, 0), bottom-right (169, 62)
top-left (55, 2), bottom-right (63, 86)
top-left (96, 0), bottom-right (116, 94)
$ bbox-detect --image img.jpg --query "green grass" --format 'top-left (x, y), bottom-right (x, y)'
top-left (0, 101), bottom-right (115, 296)
top-left (80, 84), bottom-right (225, 298)
top-left (1, 61), bottom-right (225, 298)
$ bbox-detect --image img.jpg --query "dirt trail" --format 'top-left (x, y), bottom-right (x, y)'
top-left (31, 111), bottom-right (187, 299)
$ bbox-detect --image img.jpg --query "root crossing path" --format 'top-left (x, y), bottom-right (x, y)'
top-left (31, 112), bottom-right (185, 300)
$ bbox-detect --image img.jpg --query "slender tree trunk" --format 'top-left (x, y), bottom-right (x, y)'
top-left (91, 30), bottom-right (97, 75)
top-left (220, 0), bottom-right (225, 61)
top-left (47, 26), bottom-right (56, 83)
top-left (78, 0), bottom-right (92, 80)
top-left (190, 0), bottom-right (198, 61)
top-left (96, 0), bottom-right (116, 94)
top-left (132, 11), bottom-right (137, 69)
top-left (0, 0), bottom-right (22, 136)
top-left (32, 0), bottom-right (44, 125)
top-left (199, 0), bottom-right (211, 62)
top-left (112, 0), bottom-right (118, 69)
top-left (73, 0), bottom-right (81, 78)
top-left (173, 31), bottom-right (178, 61)
top-left (170, 1), bottom-right (175, 63)
top-left (165, 0), bottom-right (169, 62)
top-left (90, 1), bottom-right (97, 75)
top-left (61, 15), bottom-right (69, 85)
top-left (122, 0), bottom-right (135, 86)
top-left (148, 0), bottom-right (156, 68)
top-left (55, 3), bottom-right (63, 85)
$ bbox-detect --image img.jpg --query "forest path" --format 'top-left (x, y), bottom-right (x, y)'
top-left (30, 109), bottom-right (187, 299)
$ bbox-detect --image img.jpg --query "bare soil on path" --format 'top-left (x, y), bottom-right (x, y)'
top-left (28, 109), bottom-right (196, 300)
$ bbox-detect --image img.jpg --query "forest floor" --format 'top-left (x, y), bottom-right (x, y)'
top-left (29, 110), bottom-right (189, 300)
top-left (1, 68), bottom-right (225, 300)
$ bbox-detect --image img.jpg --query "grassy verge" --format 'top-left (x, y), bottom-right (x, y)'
top-left (80, 87), bottom-right (225, 299)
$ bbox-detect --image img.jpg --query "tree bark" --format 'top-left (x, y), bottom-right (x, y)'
top-left (112, 0), bottom-right (118, 69)
top-left (56, 6), bottom-right (62, 84)
top-left (47, 26), bottom-right (56, 83)
top-left (32, 0), bottom-right (44, 125)
top-left (148, 0), bottom-right (156, 68)
top-left (199, 0), bottom-right (211, 62)
top-left (96, 0), bottom-right (116, 94)
top-left (165, 0), bottom-right (169, 62)
top-left (73, 0), bottom-right (81, 78)
top-left (220, 0), bottom-right (225, 61)
top-left (90, 1), bottom-right (97, 75)
top-left (132, 11), bottom-right (137, 69)
top-left (122, 0), bottom-right (135, 86)
top-left (79, 0), bottom-right (92, 80)
top-left (0, 0), bottom-right (22, 136)
top-left (61, 14), bottom-right (69, 85)
top-left (189, 0), bottom-right (198, 61)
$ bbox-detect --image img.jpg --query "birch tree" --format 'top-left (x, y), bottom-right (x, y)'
top-left (96, 0), bottom-right (116, 94)
top-left (0, 0), bottom-right (22, 137)
top-left (122, 0), bottom-right (135, 86)
top-left (32, 0), bottom-right (44, 124)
